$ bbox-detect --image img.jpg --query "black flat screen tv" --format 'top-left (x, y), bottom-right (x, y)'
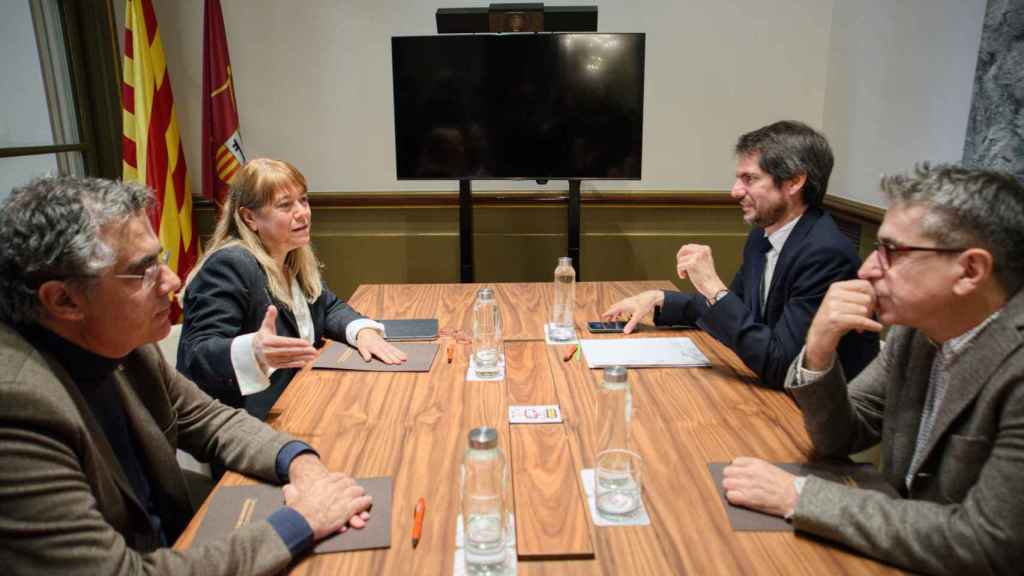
top-left (391, 33), bottom-right (645, 180)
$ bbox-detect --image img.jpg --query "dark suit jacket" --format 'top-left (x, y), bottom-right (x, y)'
top-left (178, 245), bottom-right (364, 419)
top-left (787, 288), bottom-right (1024, 575)
top-left (655, 207), bottom-right (878, 388)
top-left (0, 322), bottom-right (296, 575)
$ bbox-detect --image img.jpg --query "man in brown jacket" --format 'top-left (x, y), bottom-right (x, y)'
top-left (722, 165), bottom-right (1024, 575)
top-left (0, 177), bottom-right (372, 575)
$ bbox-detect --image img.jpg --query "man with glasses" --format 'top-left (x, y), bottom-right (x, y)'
top-left (0, 177), bottom-right (372, 574)
top-left (604, 121), bottom-right (879, 388)
top-left (723, 164), bottom-right (1024, 574)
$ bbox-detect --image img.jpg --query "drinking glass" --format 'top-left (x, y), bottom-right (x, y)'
top-left (595, 449), bottom-right (644, 518)
top-left (462, 494), bottom-right (508, 574)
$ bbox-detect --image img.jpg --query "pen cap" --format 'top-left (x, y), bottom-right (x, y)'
top-left (468, 427), bottom-right (498, 450)
top-left (602, 365), bottom-right (627, 384)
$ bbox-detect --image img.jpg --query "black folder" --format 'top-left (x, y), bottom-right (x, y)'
top-left (380, 319), bottom-right (439, 341)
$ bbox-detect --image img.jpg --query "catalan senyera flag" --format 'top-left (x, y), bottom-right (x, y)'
top-left (121, 0), bottom-right (196, 322)
top-left (202, 0), bottom-right (245, 209)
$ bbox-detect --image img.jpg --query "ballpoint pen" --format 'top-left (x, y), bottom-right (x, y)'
top-left (412, 497), bottom-right (426, 548)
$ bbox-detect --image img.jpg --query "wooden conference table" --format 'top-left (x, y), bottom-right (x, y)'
top-left (176, 281), bottom-right (902, 575)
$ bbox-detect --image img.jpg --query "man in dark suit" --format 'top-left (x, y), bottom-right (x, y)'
top-left (0, 177), bottom-right (372, 575)
top-left (723, 165), bottom-right (1024, 574)
top-left (604, 121), bottom-right (878, 388)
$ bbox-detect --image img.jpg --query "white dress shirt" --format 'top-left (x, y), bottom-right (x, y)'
top-left (761, 214), bottom-right (802, 309)
top-left (229, 277), bottom-right (384, 396)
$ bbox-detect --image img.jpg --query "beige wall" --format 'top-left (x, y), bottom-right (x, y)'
top-left (115, 1), bottom-right (987, 209)
top-left (129, 0), bottom-right (900, 296)
top-left (142, 0), bottom-right (833, 196)
top-left (822, 0), bottom-right (986, 207)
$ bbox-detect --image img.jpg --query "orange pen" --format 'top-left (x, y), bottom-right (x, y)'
top-left (412, 497), bottom-right (426, 548)
top-left (562, 343), bottom-right (578, 362)
top-left (446, 342), bottom-right (454, 364)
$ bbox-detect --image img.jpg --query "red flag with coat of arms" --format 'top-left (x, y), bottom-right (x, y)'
top-left (202, 0), bottom-right (246, 209)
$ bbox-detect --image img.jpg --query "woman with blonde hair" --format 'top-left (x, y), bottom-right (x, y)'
top-left (178, 158), bottom-right (405, 419)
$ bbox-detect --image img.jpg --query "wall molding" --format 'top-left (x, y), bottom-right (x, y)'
top-left (194, 190), bottom-right (884, 223)
top-left (823, 195), bottom-right (885, 225)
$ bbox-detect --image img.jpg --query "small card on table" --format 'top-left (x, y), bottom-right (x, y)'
top-left (508, 404), bottom-right (562, 424)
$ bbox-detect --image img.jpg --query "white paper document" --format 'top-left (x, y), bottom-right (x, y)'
top-left (580, 337), bottom-right (711, 368)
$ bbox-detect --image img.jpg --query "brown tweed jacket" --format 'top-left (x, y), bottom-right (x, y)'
top-left (0, 322), bottom-right (298, 575)
top-left (787, 289), bottom-right (1024, 575)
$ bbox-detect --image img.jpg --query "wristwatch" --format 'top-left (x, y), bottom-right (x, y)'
top-left (707, 289), bottom-right (730, 306)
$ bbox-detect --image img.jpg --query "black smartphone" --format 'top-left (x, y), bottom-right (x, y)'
top-left (587, 320), bottom-right (628, 333)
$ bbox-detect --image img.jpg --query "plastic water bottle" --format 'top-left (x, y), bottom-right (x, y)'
top-left (472, 287), bottom-right (503, 377)
top-left (595, 365), bottom-right (631, 453)
top-left (462, 427), bottom-right (508, 574)
top-left (550, 256), bottom-right (576, 341)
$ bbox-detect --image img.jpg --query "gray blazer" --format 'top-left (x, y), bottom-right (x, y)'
top-left (0, 322), bottom-right (298, 575)
top-left (787, 289), bottom-right (1024, 575)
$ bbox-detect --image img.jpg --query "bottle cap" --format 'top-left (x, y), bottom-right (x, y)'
top-left (468, 427), bottom-right (498, 449)
top-left (558, 256), bottom-right (572, 266)
top-left (477, 287), bottom-right (494, 300)
top-left (602, 365), bottom-right (627, 383)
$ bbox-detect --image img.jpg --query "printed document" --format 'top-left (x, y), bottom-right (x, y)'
top-left (580, 337), bottom-right (710, 368)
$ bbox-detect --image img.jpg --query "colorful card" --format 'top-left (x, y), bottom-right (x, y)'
top-left (508, 404), bottom-right (562, 424)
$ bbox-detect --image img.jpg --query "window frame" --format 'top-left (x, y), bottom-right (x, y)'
top-left (0, 0), bottom-right (121, 180)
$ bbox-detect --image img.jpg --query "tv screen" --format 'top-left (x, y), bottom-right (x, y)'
top-left (391, 33), bottom-right (645, 180)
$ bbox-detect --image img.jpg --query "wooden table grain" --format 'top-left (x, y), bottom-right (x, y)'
top-left (175, 282), bottom-right (903, 575)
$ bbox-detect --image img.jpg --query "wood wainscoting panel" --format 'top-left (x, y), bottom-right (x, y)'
top-left (192, 192), bottom-right (882, 300)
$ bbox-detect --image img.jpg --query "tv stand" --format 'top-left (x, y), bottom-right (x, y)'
top-left (459, 180), bottom-right (473, 282)
top-left (567, 179), bottom-right (581, 277)
top-left (456, 180), bottom-right (582, 283)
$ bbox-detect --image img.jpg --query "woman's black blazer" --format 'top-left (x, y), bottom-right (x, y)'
top-left (177, 245), bottom-right (364, 419)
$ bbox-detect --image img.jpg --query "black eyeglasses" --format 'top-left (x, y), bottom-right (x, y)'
top-left (873, 240), bottom-right (965, 271)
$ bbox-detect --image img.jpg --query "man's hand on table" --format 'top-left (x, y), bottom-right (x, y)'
top-left (284, 472), bottom-right (373, 540)
top-left (722, 457), bottom-right (799, 519)
top-left (287, 452), bottom-right (329, 489)
top-left (602, 289), bottom-right (665, 334)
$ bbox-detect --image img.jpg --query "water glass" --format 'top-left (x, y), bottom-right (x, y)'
top-left (595, 449), bottom-right (644, 518)
top-left (462, 494), bottom-right (508, 573)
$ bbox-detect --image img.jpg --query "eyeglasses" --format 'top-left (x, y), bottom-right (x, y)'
top-left (113, 250), bottom-right (170, 290)
top-left (873, 240), bottom-right (965, 271)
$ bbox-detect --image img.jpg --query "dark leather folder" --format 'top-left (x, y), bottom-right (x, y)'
top-left (313, 340), bottom-right (438, 372)
top-left (189, 476), bottom-right (393, 553)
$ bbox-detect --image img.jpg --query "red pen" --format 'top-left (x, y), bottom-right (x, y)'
top-left (412, 497), bottom-right (426, 548)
